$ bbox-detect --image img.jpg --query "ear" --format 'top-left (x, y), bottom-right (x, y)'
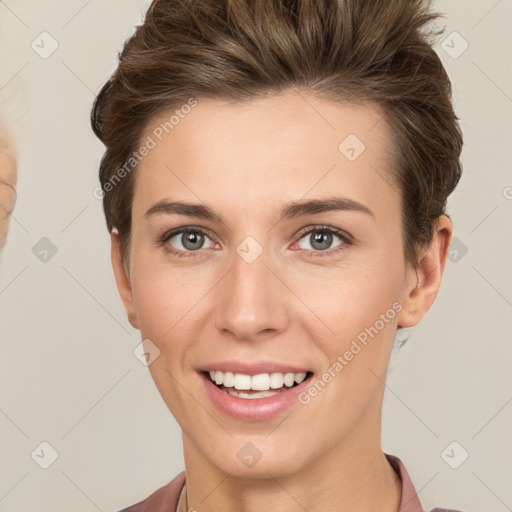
top-left (397, 215), bottom-right (453, 328)
top-left (110, 230), bottom-right (139, 330)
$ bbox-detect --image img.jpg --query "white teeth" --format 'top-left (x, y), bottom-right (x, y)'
top-left (270, 372), bottom-right (284, 389)
top-left (233, 373), bottom-right (252, 390)
top-left (283, 373), bottom-right (295, 387)
top-left (206, 370), bottom-right (309, 390)
top-left (251, 373), bottom-right (270, 390)
top-left (222, 371), bottom-right (235, 387)
top-left (226, 388), bottom-right (279, 399)
top-left (210, 370), bottom-right (235, 387)
top-left (295, 372), bottom-right (307, 384)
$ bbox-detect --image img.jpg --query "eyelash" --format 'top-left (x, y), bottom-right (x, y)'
top-left (158, 225), bottom-right (353, 259)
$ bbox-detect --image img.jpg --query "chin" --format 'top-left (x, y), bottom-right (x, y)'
top-left (198, 436), bottom-right (313, 479)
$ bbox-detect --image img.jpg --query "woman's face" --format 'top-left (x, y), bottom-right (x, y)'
top-left (112, 91), bottom-right (449, 477)
top-left (0, 133), bottom-right (16, 250)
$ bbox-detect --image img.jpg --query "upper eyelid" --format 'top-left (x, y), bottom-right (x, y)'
top-left (162, 225), bottom-right (217, 243)
top-left (296, 225), bottom-right (351, 240)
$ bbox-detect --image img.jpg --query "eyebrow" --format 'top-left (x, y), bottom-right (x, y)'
top-left (144, 196), bottom-right (374, 223)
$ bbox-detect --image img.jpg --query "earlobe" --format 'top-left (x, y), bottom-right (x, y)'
top-left (110, 230), bottom-right (139, 330)
top-left (397, 215), bottom-right (453, 328)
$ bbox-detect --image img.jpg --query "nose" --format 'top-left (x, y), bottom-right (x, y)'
top-left (214, 244), bottom-right (290, 342)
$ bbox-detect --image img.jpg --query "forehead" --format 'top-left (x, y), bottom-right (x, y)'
top-left (134, 91), bottom-right (399, 223)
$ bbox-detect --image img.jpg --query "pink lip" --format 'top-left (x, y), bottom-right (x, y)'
top-left (198, 370), bottom-right (313, 421)
top-left (198, 360), bottom-right (311, 376)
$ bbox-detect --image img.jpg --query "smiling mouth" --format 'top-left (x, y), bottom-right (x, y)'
top-left (202, 370), bottom-right (314, 399)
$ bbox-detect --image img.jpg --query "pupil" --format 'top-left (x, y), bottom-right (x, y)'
top-left (312, 231), bottom-right (332, 250)
top-left (183, 231), bottom-right (203, 250)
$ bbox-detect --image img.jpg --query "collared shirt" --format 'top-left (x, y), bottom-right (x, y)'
top-left (118, 453), bottom-right (464, 512)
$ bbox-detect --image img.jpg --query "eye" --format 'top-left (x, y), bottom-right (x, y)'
top-left (158, 225), bottom-right (352, 259)
top-left (294, 226), bottom-right (351, 257)
top-left (160, 227), bottom-right (217, 257)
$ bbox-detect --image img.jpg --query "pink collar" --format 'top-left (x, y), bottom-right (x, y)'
top-left (119, 453), bottom-right (443, 511)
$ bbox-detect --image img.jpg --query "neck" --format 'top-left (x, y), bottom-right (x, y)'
top-left (181, 403), bottom-right (401, 512)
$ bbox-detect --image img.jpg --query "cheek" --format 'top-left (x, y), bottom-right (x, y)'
top-left (129, 265), bottom-right (202, 416)
top-left (300, 258), bottom-right (402, 333)
top-left (303, 256), bottom-right (403, 382)
top-left (130, 259), bottom-right (213, 346)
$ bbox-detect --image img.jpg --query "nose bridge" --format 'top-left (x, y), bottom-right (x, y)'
top-left (215, 240), bottom-right (287, 340)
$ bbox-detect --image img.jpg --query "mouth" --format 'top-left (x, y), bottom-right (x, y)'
top-left (201, 370), bottom-right (314, 400)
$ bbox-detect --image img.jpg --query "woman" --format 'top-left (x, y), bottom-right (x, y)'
top-left (91, 0), bottom-right (465, 510)
top-left (0, 129), bottom-right (16, 252)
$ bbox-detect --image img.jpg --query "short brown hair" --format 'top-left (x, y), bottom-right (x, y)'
top-left (91, 0), bottom-right (463, 268)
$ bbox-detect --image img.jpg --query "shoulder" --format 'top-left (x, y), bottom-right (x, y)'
top-left (115, 471), bottom-right (186, 512)
top-left (385, 453), bottom-right (466, 512)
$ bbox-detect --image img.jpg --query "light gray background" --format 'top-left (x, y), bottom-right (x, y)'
top-left (0, 1), bottom-right (511, 511)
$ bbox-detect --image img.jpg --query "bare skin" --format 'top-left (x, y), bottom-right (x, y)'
top-left (110, 90), bottom-right (452, 512)
top-left (0, 131), bottom-right (17, 251)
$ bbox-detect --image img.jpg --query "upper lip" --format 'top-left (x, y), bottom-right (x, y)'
top-left (198, 361), bottom-right (312, 376)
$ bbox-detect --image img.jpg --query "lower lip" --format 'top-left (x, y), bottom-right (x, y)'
top-left (199, 372), bottom-right (312, 421)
